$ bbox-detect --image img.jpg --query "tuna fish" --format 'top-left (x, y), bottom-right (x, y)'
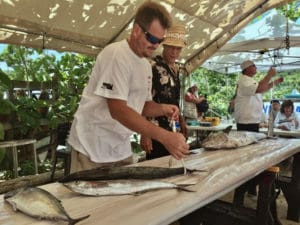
top-left (201, 130), bottom-right (267, 150)
top-left (63, 180), bottom-right (194, 196)
top-left (60, 166), bottom-right (201, 183)
top-left (4, 186), bottom-right (89, 225)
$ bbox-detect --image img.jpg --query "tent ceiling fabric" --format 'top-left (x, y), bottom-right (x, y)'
top-left (203, 9), bottom-right (300, 73)
top-left (0, 0), bottom-right (292, 73)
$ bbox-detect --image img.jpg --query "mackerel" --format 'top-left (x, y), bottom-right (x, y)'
top-left (60, 166), bottom-right (199, 183)
top-left (4, 186), bottom-right (89, 225)
top-left (64, 180), bottom-right (194, 196)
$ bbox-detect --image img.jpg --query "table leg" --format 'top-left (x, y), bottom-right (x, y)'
top-left (256, 170), bottom-right (282, 225)
top-left (12, 146), bottom-right (18, 178)
top-left (279, 152), bottom-right (300, 222)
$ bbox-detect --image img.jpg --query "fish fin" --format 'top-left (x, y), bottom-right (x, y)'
top-left (69, 214), bottom-right (90, 225)
top-left (223, 125), bottom-right (232, 134)
top-left (176, 184), bottom-right (195, 192)
top-left (11, 202), bottom-right (18, 211)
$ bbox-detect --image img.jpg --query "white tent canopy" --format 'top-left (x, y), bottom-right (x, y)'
top-left (203, 9), bottom-right (300, 73)
top-left (0, 0), bottom-right (292, 73)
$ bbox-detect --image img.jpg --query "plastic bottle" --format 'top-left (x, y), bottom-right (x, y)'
top-left (171, 120), bottom-right (180, 133)
top-left (175, 121), bottom-right (181, 132)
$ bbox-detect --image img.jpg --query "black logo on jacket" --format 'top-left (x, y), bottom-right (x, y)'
top-left (102, 82), bottom-right (113, 90)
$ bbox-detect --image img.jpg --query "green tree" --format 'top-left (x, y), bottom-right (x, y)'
top-left (0, 45), bottom-right (95, 134)
top-left (0, 45), bottom-right (56, 81)
top-left (277, 1), bottom-right (300, 22)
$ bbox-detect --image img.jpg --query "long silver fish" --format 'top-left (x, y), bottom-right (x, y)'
top-left (4, 186), bottom-right (89, 225)
top-left (64, 180), bottom-right (194, 196)
top-left (60, 166), bottom-right (200, 183)
top-left (201, 130), bottom-right (267, 150)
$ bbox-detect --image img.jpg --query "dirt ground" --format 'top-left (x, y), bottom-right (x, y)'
top-left (170, 190), bottom-right (299, 225)
top-left (220, 190), bottom-right (299, 225)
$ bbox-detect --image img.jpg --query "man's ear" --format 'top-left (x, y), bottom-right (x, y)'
top-left (132, 23), bottom-right (140, 37)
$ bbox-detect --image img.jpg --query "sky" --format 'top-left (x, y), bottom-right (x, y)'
top-left (0, 44), bottom-right (4, 52)
top-left (0, 44), bottom-right (7, 71)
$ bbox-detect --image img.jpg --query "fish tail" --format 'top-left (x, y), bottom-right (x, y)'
top-left (69, 214), bottom-right (90, 225)
top-left (176, 184), bottom-right (195, 192)
top-left (186, 168), bottom-right (208, 173)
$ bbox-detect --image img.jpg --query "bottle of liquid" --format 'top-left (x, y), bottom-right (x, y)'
top-left (171, 120), bottom-right (176, 133)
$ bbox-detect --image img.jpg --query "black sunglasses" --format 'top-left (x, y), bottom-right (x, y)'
top-left (138, 23), bottom-right (164, 45)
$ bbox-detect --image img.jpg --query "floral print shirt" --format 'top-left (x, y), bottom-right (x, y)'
top-left (151, 55), bottom-right (181, 130)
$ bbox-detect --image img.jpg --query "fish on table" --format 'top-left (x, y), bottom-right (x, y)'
top-left (63, 180), bottom-right (194, 196)
top-left (60, 166), bottom-right (200, 183)
top-left (201, 130), bottom-right (267, 150)
top-left (4, 186), bottom-right (89, 225)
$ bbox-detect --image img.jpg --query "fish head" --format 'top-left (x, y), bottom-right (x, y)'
top-left (4, 187), bottom-right (25, 199)
top-left (63, 181), bottom-right (88, 191)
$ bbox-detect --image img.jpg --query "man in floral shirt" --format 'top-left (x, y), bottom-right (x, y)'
top-left (141, 25), bottom-right (187, 159)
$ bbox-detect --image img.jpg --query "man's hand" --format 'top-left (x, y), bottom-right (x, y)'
top-left (161, 132), bottom-right (189, 160)
top-left (140, 135), bottom-right (153, 153)
top-left (267, 67), bottom-right (277, 77)
top-left (161, 104), bottom-right (179, 121)
top-left (273, 77), bottom-right (284, 86)
top-left (278, 125), bottom-right (289, 131)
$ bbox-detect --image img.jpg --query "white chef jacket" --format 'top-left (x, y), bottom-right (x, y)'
top-left (234, 74), bottom-right (263, 124)
top-left (68, 40), bottom-right (152, 163)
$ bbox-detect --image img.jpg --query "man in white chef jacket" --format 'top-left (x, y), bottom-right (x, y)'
top-left (68, 2), bottom-right (189, 173)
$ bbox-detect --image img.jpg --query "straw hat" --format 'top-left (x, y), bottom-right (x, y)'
top-left (163, 25), bottom-right (186, 47)
top-left (240, 60), bottom-right (255, 70)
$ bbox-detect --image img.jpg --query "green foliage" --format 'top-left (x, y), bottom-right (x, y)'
top-left (0, 46), bottom-right (56, 81)
top-left (0, 69), bottom-right (12, 91)
top-left (131, 133), bottom-right (143, 153)
top-left (0, 45), bottom-right (95, 135)
top-left (52, 53), bottom-right (94, 122)
top-left (19, 160), bottom-right (36, 176)
top-left (0, 99), bottom-right (16, 115)
top-left (277, 1), bottom-right (300, 22)
top-left (131, 142), bottom-right (143, 154)
top-left (13, 97), bottom-right (43, 134)
top-left (38, 159), bottom-right (53, 173)
top-left (0, 170), bottom-right (13, 180)
top-left (18, 159), bottom-right (52, 176)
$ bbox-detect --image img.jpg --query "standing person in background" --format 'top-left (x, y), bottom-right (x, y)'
top-left (227, 92), bottom-right (237, 118)
top-left (270, 99), bottom-right (281, 121)
top-left (140, 25), bottom-right (188, 160)
top-left (68, 2), bottom-right (189, 173)
top-left (274, 99), bottom-right (299, 131)
top-left (234, 60), bottom-right (283, 132)
top-left (184, 85), bottom-right (207, 119)
top-left (234, 60), bottom-right (283, 196)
